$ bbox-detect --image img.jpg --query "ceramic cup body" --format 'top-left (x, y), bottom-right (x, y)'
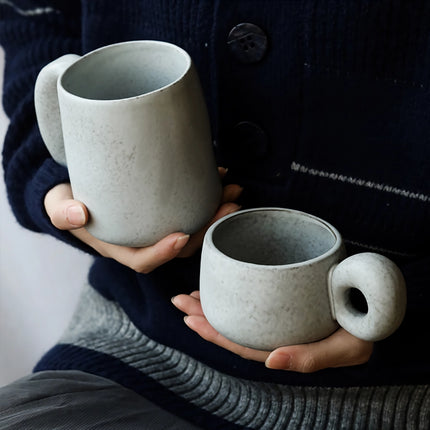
top-left (35, 41), bottom-right (222, 246)
top-left (200, 208), bottom-right (407, 350)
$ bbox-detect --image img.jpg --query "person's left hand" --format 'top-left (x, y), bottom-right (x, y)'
top-left (172, 291), bottom-right (374, 373)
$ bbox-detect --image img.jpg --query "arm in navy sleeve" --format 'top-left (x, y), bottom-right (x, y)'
top-left (0, 1), bottom-right (96, 254)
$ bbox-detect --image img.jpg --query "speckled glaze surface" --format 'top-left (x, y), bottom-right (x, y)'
top-left (200, 208), bottom-right (407, 350)
top-left (35, 41), bottom-right (222, 246)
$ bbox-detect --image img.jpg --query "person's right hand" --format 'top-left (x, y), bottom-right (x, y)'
top-left (44, 172), bottom-right (242, 273)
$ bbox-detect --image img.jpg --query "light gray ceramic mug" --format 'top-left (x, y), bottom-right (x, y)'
top-left (34, 40), bottom-right (222, 247)
top-left (200, 208), bottom-right (407, 350)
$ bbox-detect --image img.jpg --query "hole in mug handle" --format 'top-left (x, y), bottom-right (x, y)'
top-left (346, 287), bottom-right (369, 315)
top-left (328, 253), bottom-right (407, 342)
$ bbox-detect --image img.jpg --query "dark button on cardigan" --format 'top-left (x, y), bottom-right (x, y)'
top-left (231, 121), bottom-right (268, 159)
top-left (227, 23), bottom-right (268, 64)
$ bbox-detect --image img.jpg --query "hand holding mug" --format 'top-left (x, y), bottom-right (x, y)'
top-left (172, 292), bottom-right (374, 373)
top-left (173, 207), bottom-right (406, 371)
top-left (36, 41), bottom-right (222, 247)
top-left (44, 173), bottom-right (243, 273)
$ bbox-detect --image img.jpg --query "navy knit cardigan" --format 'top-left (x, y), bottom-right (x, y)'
top-left (1, 0), bottom-right (429, 392)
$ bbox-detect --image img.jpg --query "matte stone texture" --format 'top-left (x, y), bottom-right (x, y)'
top-left (200, 208), bottom-right (406, 350)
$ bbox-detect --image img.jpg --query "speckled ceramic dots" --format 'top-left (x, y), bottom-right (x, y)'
top-left (200, 208), bottom-right (407, 350)
top-left (35, 41), bottom-right (222, 246)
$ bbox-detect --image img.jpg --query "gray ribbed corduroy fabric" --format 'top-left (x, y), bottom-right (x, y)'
top-left (57, 285), bottom-right (430, 430)
top-left (0, 370), bottom-right (200, 430)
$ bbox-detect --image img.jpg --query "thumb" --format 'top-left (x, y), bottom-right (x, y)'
top-left (44, 183), bottom-right (89, 230)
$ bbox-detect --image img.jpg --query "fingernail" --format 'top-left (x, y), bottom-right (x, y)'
top-left (265, 353), bottom-right (292, 370)
top-left (66, 205), bottom-right (86, 226)
top-left (174, 234), bottom-right (190, 250)
top-left (171, 296), bottom-right (177, 304)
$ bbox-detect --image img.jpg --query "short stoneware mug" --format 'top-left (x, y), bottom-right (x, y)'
top-left (35, 40), bottom-right (222, 246)
top-left (200, 208), bottom-right (407, 350)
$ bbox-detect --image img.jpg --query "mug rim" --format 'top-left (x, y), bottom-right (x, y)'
top-left (204, 207), bottom-right (343, 269)
top-left (59, 40), bottom-right (192, 103)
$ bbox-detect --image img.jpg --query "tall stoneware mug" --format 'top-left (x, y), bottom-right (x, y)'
top-left (200, 208), bottom-right (407, 350)
top-left (35, 40), bottom-right (222, 246)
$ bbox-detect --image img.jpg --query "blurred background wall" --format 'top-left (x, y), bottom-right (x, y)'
top-left (0, 47), bottom-right (93, 386)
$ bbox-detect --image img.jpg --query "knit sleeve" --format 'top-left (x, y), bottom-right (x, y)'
top-left (0, 1), bottom-right (96, 254)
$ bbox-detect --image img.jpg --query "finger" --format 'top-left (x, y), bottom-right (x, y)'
top-left (177, 202), bottom-right (241, 258)
top-left (71, 229), bottom-right (190, 274)
top-left (171, 293), bottom-right (205, 316)
top-left (44, 183), bottom-right (88, 230)
top-left (218, 166), bottom-right (228, 179)
top-left (173, 291), bottom-right (270, 362)
top-left (210, 201), bottom-right (242, 224)
top-left (190, 290), bottom-right (200, 299)
top-left (222, 184), bottom-right (243, 204)
top-left (184, 315), bottom-right (270, 363)
top-left (121, 232), bottom-right (190, 273)
top-left (265, 329), bottom-right (373, 373)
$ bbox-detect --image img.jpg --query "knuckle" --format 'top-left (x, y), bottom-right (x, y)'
top-left (128, 255), bottom-right (151, 274)
top-left (132, 252), bottom-right (171, 274)
top-left (131, 261), bottom-right (152, 274)
top-left (297, 354), bottom-right (319, 373)
top-left (49, 210), bottom-right (66, 230)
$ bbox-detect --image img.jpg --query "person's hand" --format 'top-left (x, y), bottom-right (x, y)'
top-left (44, 168), bottom-right (242, 273)
top-left (172, 291), bottom-right (374, 373)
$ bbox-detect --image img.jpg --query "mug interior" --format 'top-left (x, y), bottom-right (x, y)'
top-left (61, 42), bottom-right (190, 100)
top-left (211, 209), bottom-right (338, 266)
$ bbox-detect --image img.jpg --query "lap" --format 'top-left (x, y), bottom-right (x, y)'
top-left (0, 370), bottom-right (200, 430)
